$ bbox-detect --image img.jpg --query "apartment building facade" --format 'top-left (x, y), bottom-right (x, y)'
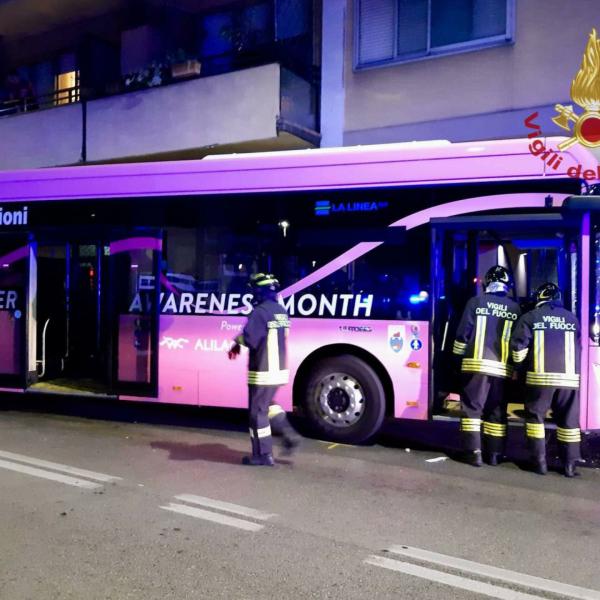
top-left (321, 0), bottom-right (600, 148)
top-left (0, 0), bottom-right (321, 170)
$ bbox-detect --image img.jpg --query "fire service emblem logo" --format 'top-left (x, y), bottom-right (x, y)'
top-left (554, 29), bottom-right (600, 149)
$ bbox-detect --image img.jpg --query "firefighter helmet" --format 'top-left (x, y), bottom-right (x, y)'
top-left (483, 265), bottom-right (512, 291)
top-left (534, 282), bottom-right (561, 305)
top-left (248, 273), bottom-right (280, 302)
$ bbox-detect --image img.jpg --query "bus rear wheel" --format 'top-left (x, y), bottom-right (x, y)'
top-left (302, 355), bottom-right (386, 444)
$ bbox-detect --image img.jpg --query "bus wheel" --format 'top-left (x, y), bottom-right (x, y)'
top-left (302, 355), bottom-right (386, 444)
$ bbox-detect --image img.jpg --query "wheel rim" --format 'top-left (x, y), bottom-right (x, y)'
top-left (314, 372), bottom-right (366, 428)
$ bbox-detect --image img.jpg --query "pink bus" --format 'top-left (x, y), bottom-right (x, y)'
top-left (0, 137), bottom-right (599, 443)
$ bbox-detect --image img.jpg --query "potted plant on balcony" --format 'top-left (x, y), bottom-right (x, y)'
top-left (169, 49), bottom-right (201, 79)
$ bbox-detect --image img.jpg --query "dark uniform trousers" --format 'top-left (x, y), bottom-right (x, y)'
top-left (249, 385), bottom-right (295, 456)
top-left (525, 386), bottom-right (581, 462)
top-left (460, 373), bottom-right (507, 454)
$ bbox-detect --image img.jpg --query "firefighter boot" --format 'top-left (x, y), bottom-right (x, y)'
top-left (531, 456), bottom-right (548, 475)
top-left (242, 453), bottom-right (275, 467)
top-left (563, 461), bottom-right (579, 478)
top-left (484, 452), bottom-right (502, 466)
top-left (282, 433), bottom-right (301, 456)
top-left (465, 449), bottom-right (483, 467)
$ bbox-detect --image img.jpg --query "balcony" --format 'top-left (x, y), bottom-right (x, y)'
top-left (0, 62), bottom-right (318, 170)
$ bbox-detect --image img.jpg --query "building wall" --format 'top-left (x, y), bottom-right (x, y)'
top-left (0, 104), bottom-right (82, 170)
top-left (333, 0), bottom-right (599, 144)
top-left (87, 63), bottom-right (280, 162)
top-left (0, 64), bottom-right (283, 169)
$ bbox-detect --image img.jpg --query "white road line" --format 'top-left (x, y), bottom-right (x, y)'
top-left (0, 450), bottom-right (122, 482)
top-left (388, 545), bottom-right (600, 600)
top-left (160, 503), bottom-right (263, 532)
top-left (0, 459), bottom-right (102, 490)
top-left (365, 555), bottom-right (545, 600)
top-left (425, 456), bottom-right (448, 463)
top-left (174, 494), bottom-right (276, 521)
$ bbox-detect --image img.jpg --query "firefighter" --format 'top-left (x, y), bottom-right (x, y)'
top-left (510, 283), bottom-right (581, 477)
top-left (227, 273), bottom-right (300, 466)
top-left (452, 265), bottom-right (521, 466)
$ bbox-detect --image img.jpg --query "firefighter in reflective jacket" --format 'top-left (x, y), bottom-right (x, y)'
top-left (227, 273), bottom-right (300, 466)
top-left (510, 283), bottom-right (581, 477)
top-left (452, 266), bottom-right (521, 466)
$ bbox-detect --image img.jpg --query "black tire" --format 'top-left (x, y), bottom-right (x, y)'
top-left (301, 354), bottom-right (386, 444)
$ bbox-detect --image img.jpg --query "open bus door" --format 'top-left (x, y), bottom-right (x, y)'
top-left (0, 234), bottom-right (37, 390)
top-left (108, 232), bottom-right (162, 397)
top-left (431, 213), bottom-right (580, 420)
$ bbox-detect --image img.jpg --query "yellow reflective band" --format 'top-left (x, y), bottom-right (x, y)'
top-left (268, 404), bottom-right (285, 419)
top-left (557, 434), bottom-right (582, 442)
top-left (534, 330), bottom-right (545, 374)
top-left (526, 423), bottom-right (545, 439)
top-left (453, 341), bottom-right (467, 356)
top-left (512, 348), bottom-right (528, 364)
top-left (557, 427), bottom-right (581, 442)
top-left (461, 358), bottom-right (513, 378)
top-left (501, 321), bottom-right (512, 365)
top-left (256, 426), bottom-right (272, 439)
top-left (267, 328), bottom-right (279, 374)
top-left (482, 422), bottom-right (507, 437)
top-left (460, 418), bottom-right (481, 432)
top-left (526, 372), bottom-right (580, 388)
top-left (482, 422), bottom-right (506, 431)
top-left (474, 315), bottom-right (487, 360)
top-left (565, 331), bottom-right (576, 375)
top-left (248, 370), bottom-right (290, 386)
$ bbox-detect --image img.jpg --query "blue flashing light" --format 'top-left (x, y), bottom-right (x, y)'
top-left (409, 290), bottom-right (429, 305)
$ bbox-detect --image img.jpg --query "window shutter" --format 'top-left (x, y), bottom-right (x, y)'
top-left (358, 0), bottom-right (395, 65)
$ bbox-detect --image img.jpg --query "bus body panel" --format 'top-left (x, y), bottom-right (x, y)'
top-left (587, 346), bottom-right (600, 430)
top-left (0, 138), bottom-right (594, 203)
top-left (156, 315), bottom-right (429, 420)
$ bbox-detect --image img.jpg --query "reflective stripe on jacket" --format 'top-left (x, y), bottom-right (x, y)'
top-left (510, 301), bottom-right (580, 389)
top-left (452, 292), bottom-right (521, 378)
top-left (236, 299), bottom-right (290, 386)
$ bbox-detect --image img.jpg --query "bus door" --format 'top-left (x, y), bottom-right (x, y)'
top-left (32, 236), bottom-right (113, 393)
top-left (108, 232), bottom-right (162, 397)
top-left (431, 214), bottom-right (580, 419)
top-left (0, 234), bottom-right (34, 389)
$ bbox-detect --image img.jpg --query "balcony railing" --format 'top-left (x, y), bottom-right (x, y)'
top-left (0, 86), bottom-right (80, 117)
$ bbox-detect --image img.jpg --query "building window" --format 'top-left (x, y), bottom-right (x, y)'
top-left (54, 71), bottom-right (80, 105)
top-left (355, 0), bottom-right (514, 69)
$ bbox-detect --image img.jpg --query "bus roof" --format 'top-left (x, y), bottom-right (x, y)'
top-left (0, 137), bottom-right (594, 204)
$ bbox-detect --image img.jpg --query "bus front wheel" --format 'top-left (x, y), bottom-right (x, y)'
top-left (302, 355), bottom-right (386, 444)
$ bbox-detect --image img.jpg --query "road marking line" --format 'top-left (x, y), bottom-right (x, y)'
top-left (174, 494), bottom-right (276, 521)
top-left (0, 450), bottom-right (122, 482)
top-left (365, 555), bottom-right (544, 600)
top-left (388, 545), bottom-right (600, 600)
top-left (425, 456), bottom-right (448, 463)
top-left (160, 503), bottom-right (263, 532)
top-left (327, 443), bottom-right (339, 450)
top-left (0, 458), bottom-right (102, 490)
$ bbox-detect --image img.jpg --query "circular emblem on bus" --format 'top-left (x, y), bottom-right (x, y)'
top-left (389, 332), bottom-right (403, 353)
top-left (13, 310), bottom-right (21, 319)
top-left (410, 338), bottom-right (423, 351)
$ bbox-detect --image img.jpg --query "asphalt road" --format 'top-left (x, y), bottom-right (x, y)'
top-left (1, 400), bottom-right (600, 600)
